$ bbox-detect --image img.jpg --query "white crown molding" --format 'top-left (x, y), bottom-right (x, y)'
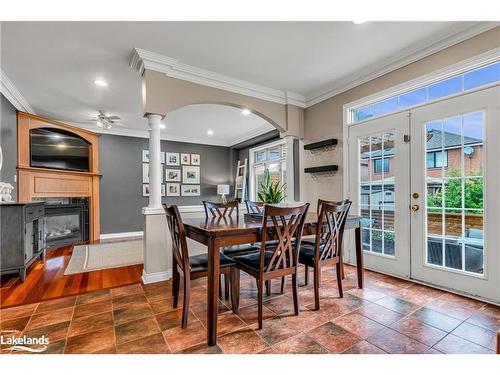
top-left (305, 22), bottom-right (499, 107)
top-left (344, 47), bottom-right (500, 111)
top-left (0, 69), bottom-right (35, 113)
top-left (130, 48), bottom-right (307, 108)
top-left (131, 22), bottom-right (497, 110)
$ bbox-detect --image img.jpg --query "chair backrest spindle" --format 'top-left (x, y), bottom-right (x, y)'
top-left (314, 199), bottom-right (352, 263)
top-left (260, 204), bottom-right (310, 274)
top-left (203, 200), bottom-right (239, 219)
top-left (163, 204), bottom-right (190, 272)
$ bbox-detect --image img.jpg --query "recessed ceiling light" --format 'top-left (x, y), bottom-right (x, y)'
top-left (160, 124), bottom-right (166, 129)
top-left (241, 108), bottom-right (251, 115)
top-left (207, 129), bottom-right (214, 136)
top-left (352, 20), bottom-right (366, 25)
top-left (94, 79), bottom-right (108, 87)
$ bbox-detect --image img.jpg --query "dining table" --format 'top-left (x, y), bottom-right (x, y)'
top-left (182, 212), bottom-right (363, 346)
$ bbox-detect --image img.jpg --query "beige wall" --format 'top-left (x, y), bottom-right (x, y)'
top-left (302, 27), bottom-right (500, 206)
top-left (143, 70), bottom-right (296, 133)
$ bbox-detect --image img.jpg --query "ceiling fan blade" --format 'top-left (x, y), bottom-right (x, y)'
top-left (107, 116), bottom-right (120, 120)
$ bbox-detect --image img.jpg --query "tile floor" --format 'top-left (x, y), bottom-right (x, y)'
top-left (0, 265), bottom-right (498, 354)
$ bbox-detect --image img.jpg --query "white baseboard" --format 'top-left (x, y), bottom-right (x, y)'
top-left (142, 269), bottom-right (172, 284)
top-left (100, 231), bottom-right (144, 240)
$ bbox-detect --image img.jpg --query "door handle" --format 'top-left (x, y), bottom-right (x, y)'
top-left (410, 204), bottom-right (420, 212)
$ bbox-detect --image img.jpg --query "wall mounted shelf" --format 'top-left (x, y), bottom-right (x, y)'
top-left (304, 165), bottom-right (338, 174)
top-left (304, 138), bottom-right (338, 150)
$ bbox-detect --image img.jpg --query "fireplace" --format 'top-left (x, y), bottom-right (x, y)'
top-left (35, 198), bottom-right (90, 248)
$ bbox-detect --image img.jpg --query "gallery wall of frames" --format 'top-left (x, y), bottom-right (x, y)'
top-left (142, 150), bottom-right (201, 197)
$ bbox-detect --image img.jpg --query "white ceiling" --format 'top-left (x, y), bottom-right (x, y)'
top-left (0, 21), bottom-right (494, 146)
top-left (162, 104), bottom-right (274, 146)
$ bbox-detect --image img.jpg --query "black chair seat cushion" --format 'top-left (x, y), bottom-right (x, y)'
top-left (298, 241), bottom-right (326, 265)
top-left (233, 251), bottom-right (276, 272)
top-left (221, 244), bottom-right (261, 257)
top-left (189, 253), bottom-right (235, 273)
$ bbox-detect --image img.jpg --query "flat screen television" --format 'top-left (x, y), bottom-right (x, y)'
top-left (30, 127), bottom-right (90, 172)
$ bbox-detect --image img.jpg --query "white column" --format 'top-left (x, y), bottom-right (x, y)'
top-left (147, 114), bottom-right (162, 209)
top-left (283, 135), bottom-right (296, 203)
top-left (142, 113), bottom-right (171, 284)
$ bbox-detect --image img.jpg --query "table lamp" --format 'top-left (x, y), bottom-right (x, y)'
top-left (217, 184), bottom-right (230, 203)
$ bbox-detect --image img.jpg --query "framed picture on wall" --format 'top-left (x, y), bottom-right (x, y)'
top-left (181, 153), bottom-right (190, 165)
top-left (165, 168), bottom-right (181, 182)
top-left (143, 184), bottom-right (165, 196)
top-left (166, 152), bottom-right (180, 166)
top-left (143, 150), bottom-right (165, 163)
top-left (166, 183), bottom-right (180, 196)
top-left (142, 163), bottom-right (149, 183)
top-left (182, 166), bottom-right (200, 184)
top-left (191, 154), bottom-right (200, 165)
top-left (181, 185), bottom-right (200, 196)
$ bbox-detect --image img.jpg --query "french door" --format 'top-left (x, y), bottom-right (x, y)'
top-left (348, 86), bottom-right (500, 303)
top-left (410, 86), bottom-right (500, 302)
top-left (348, 112), bottom-right (411, 278)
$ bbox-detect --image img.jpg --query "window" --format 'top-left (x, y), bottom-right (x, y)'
top-left (350, 61), bottom-right (500, 124)
top-left (250, 141), bottom-right (287, 200)
top-left (255, 150), bottom-right (266, 162)
top-left (428, 76), bottom-right (462, 100)
top-left (373, 158), bottom-right (390, 173)
top-left (427, 151), bottom-right (448, 169)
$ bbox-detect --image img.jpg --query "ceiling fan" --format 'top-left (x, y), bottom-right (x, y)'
top-left (91, 110), bottom-right (126, 129)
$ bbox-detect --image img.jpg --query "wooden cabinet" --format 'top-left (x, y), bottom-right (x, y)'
top-left (17, 112), bottom-right (101, 240)
top-left (0, 202), bottom-right (46, 282)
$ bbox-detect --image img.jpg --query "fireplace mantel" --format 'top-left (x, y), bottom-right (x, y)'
top-left (17, 112), bottom-right (101, 241)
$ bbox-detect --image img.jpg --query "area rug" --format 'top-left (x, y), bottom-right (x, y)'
top-left (64, 240), bottom-right (143, 275)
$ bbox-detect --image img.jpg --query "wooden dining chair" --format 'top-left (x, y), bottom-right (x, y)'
top-left (244, 200), bottom-right (280, 295)
top-left (232, 203), bottom-right (310, 329)
top-left (164, 204), bottom-right (240, 328)
top-left (203, 200), bottom-right (260, 298)
top-left (298, 199), bottom-right (351, 310)
top-left (301, 198), bottom-right (348, 285)
top-left (245, 200), bottom-right (264, 214)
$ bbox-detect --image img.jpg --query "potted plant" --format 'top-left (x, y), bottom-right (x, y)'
top-left (257, 169), bottom-right (286, 204)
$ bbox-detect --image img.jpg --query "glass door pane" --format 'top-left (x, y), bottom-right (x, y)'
top-left (424, 112), bottom-right (484, 274)
top-left (358, 131), bottom-right (396, 256)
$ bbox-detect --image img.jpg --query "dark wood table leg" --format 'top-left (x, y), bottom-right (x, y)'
top-left (355, 224), bottom-right (364, 289)
top-left (207, 237), bottom-right (220, 346)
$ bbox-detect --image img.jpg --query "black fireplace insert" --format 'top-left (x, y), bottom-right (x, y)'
top-left (39, 198), bottom-right (90, 248)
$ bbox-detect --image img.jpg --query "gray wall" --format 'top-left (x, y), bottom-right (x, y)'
top-left (0, 94), bottom-right (18, 201)
top-left (99, 134), bottom-right (233, 234)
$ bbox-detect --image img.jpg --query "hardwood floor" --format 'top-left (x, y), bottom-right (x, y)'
top-left (0, 239), bottom-right (143, 308)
